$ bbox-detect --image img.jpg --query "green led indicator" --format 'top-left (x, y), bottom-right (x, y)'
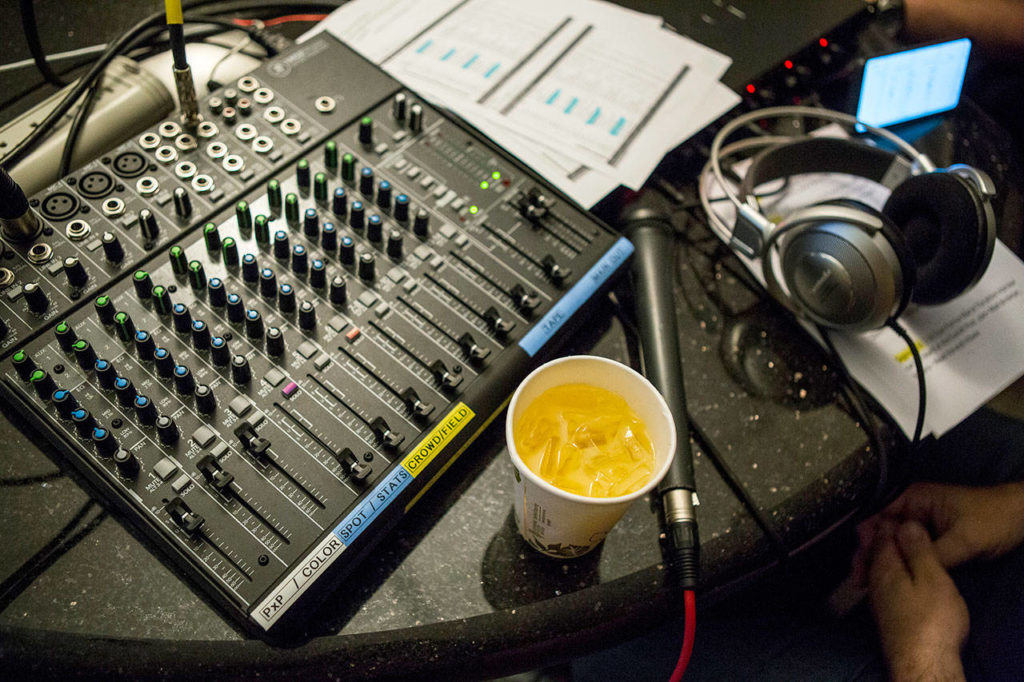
top-left (480, 181), bottom-right (489, 190)
top-left (469, 205), bottom-right (479, 214)
top-left (491, 171), bottom-right (501, 180)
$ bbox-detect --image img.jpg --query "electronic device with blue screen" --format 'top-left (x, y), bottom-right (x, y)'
top-left (856, 38), bottom-right (972, 128)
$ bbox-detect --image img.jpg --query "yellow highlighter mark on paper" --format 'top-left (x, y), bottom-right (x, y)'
top-left (894, 339), bottom-right (925, 363)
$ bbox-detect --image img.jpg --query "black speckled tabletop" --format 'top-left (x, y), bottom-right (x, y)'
top-left (0, 3), bottom-right (882, 678)
top-left (0, 218), bottom-right (879, 679)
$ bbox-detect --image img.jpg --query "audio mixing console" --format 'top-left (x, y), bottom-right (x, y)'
top-left (0, 34), bottom-right (632, 638)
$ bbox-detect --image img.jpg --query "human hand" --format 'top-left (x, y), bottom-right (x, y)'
top-left (868, 521), bottom-right (969, 682)
top-left (833, 481), bottom-right (1024, 615)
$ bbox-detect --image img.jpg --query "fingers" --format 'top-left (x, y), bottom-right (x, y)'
top-left (895, 522), bottom-right (946, 583)
top-left (868, 522), bottom-right (907, 592)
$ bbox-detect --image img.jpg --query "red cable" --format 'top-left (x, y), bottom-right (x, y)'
top-left (669, 590), bottom-right (696, 682)
top-left (232, 14), bottom-right (327, 27)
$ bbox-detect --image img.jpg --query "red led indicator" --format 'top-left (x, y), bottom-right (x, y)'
top-left (784, 60), bottom-right (794, 69)
top-left (819, 38), bottom-right (829, 47)
top-left (745, 84), bottom-right (756, 94)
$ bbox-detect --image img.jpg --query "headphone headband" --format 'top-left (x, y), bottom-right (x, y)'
top-left (738, 137), bottom-right (914, 202)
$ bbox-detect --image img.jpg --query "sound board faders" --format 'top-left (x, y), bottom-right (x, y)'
top-left (0, 34), bottom-right (633, 637)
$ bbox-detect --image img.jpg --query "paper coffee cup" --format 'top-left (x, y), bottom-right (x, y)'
top-left (506, 355), bottom-right (676, 558)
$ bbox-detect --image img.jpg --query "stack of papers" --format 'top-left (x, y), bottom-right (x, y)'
top-left (302, 0), bottom-right (740, 207)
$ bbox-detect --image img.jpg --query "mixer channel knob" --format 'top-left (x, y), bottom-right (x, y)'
top-left (54, 320), bottom-right (77, 351)
top-left (285, 193), bottom-right (300, 224)
top-left (341, 153), bottom-right (356, 183)
top-left (222, 238), bottom-right (240, 268)
top-left (314, 172), bottom-right (329, 203)
top-left (309, 259), bottom-right (326, 288)
top-left (278, 283), bottom-right (296, 312)
top-left (208, 277), bottom-right (227, 306)
top-left (296, 159), bottom-right (311, 192)
top-left (332, 187), bottom-right (347, 218)
top-left (94, 358), bottom-right (116, 388)
top-left (321, 222), bottom-right (338, 252)
top-left (114, 376), bottom-right (136, 406)
top-left (132, 270), bottom-right (153, 299)
top-left (52, 389), bottom-right (78, 418)
top-left (459, 332), bottom-right (490, 364)
top-left (152, 285), bottom-right (172, 315)
top-left (387, 230), bottom-right (404, 259)
top-left (236, 200), bottom-right (252, 233)
top-left (135, 329), bottom-right (156, 359)
top-left (358, 116), bottom-right (373, 145)
top-left (329, 275), bottom-right (347, 304)
top-left (350, 201), bottom-right (365, 229)
top-left (174, 364), bottom-right (195, 394)
top-left (172, 302), bottom-right (192, 333)
top-left (191, 319), bottom-right (211, 350)
top-left (413, 209), bottom-right (430, 237)
top-left (358, 252), bottom-right (375, 281)
top-left (12, 350), bottom-right (36, 381)
top-left (401, 387), bottom-right (434, 420)
top-left (222, 106), bottom-right (237, 125)
top-left (156, 414), bottom-right (180, 445)
top-left (153, 347), bottom-right (175, 377)
top-left (93, 295), bottom-right (114, 325)
top-left (101, 231), bottom-right (124, 262)
top-left (71, 408), bottom-right (95, 437)
top-left (303, 208), bottom-right (319, 238)
top-left (29, 368), bottom-right (57, 400)
top-left (138, 209), bottom-right (159, 242)
top-left (203, 222), bottom-right (220, 251)
top-left (359, 167), bottom-right (374, 196)
top-left (260, 267), bottom-right (278, 297)
top-left (23, 282), bottom-right (48, 314)
top-left (114, 449), bottom-right (140, 478)
top-left (484, 306), bottom-right (515, 338)
top-left (377, 180), bottom-right (392, 210)
top-left (231, 354), bottom-right (251, 384)
top-left (113, 311), bottom-right (136, 342)
top-left (210, 336), bottom-right (230, 366)
top-left (324, 140), bottom-right (339, 172)
top-left (291, 245), bottom-right (309, 275)
top-left (173, 187), bottom-right (192, 219)
top-left (92, 426), bottom-right (119, 457)
top-left (168, 245), bottom-right (188, 275)
top-left (409, 103), bottom-right (423, 132)
top-left (298, 300), bottom-right (316, 330)
top-left (242, 253), bottom-right (259, 282)
top-left (394, 194), bottom-right (410, 222)
top-left (273, 230), bottom-right (290, 260)
top-left (63, 257), bottom-right (88, 288)
top-left (194, 383), bottom-right (216, 413)
top-left (267, 179), bottom-right (282, 214)
top-left (367, 214), bottom-right (383, 242)
top-left (393, 93), bottom-right (407, 122)
top-left (187, 260), bottom-right (207, 290)
top-left (266, 326), bottom-right (284, 356)
top-left (245, 309), bottom-right (264, 338)
top-left (226, 293), bottom-right (245, 322)
top-left (430, 359), bottom-right (462, 391)
top-left (254, 214), bottom-right (270, 245)
top-left (339, 235), bottom-right (355, 265)
top-left (72, 339), bottom-right (96, 369)
top-left (134, 394), bottom-right (158, 425)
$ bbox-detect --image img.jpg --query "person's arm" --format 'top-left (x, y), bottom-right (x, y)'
top-left (904, 0), bottom-right (1024, 55)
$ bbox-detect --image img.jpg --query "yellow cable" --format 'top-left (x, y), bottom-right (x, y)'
top-left (164, 0), bottom-right (184, 25)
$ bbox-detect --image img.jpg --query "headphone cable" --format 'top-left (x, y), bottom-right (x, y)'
top-left (886, 318), bottom-right (927, 447)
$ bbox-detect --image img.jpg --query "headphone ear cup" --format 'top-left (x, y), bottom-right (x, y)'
top-left (883, 172), bottom-right (992, 305)
top-left (772, 202), bottom-right (909, 330)
top-left (815, 199), bottom-right (916, 317)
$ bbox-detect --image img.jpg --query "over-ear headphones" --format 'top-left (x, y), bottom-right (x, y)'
top-left (701, 106), bottom-right (997, 331)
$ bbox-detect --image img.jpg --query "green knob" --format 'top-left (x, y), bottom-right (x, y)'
top-left (314, 172), bottom-right (328, 202)
top-left (169, 245), bottom-right (188, 275)
top-left (188, 260), bottom-right (206, 290)
top-left (152, 285), bottom-right (172, 315)
top-left (203, 222), bottom-right (221, 251)
top-left (267, 179), bottom-right (282, 213)
top-left (324, 140), bottom-right (338, 170)
top-left (254, 214), bottom-right (270, 244)
top-left (236, 201), bottom-right (252, 233)
top-left (285, 193), bottom-right (300, 224)
top-left (341, 153), bottom-right (356, 183)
